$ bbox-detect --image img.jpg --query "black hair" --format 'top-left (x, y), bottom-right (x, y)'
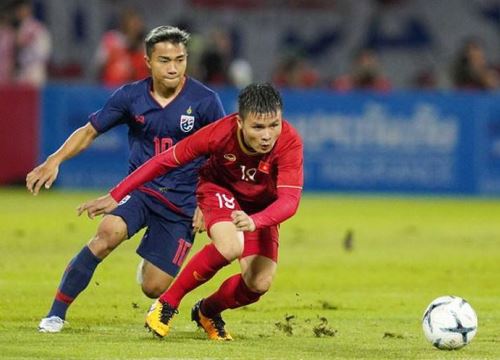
top-left (238, 83), bottom-right (283, 119)
top-left (145, 26), bottom-right (190, 57)
top-left (4, 0), bottom-right (30, 12)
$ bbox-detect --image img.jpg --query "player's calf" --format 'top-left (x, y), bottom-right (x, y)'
top-left (87, 215), bottom-right (128, 258)
top-left (139, 260), bottom-right (175, 298)
top-left (141, 283), bottom-right (168, 299)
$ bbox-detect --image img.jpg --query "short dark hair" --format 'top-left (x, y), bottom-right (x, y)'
top-left (145, 26), bottom-right (190, 57)
top-left (238, 83), bottom-right (283, 119)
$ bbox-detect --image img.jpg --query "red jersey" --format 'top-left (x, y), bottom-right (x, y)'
top-left (111, 113), bottom-right (304, 228)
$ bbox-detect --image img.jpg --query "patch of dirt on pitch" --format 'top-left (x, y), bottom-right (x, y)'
top-left (312, 317), bottom-right (337, 337)
top-left (383, 332), bottom-right (405, 339)
top-left (320, 300), bottom-right (338, 310)
top-left (275, 314), bottom-right (295, 336)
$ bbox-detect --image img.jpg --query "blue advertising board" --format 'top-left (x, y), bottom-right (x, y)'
top-left (474, 95), bottom-right (500, 194)
top-left (41, 84), bottom-right (500, 195)
top-left (41, 85), bottom-right (128, 188)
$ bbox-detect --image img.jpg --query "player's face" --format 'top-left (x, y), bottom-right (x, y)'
top-left (146, 41), bottom-right (187, 90)
top-left (237, 110), bottom-right (282, 154)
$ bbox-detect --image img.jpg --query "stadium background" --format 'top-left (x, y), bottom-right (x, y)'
top-left (17, 0), bottom-right (500, 87)
top-left (1, 0), bottom-right (500, 195)
top-left (1, 1), bottom-right (500, 359)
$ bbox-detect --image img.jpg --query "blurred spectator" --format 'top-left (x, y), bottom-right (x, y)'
top-left (331, 48), bottom-right (391, 92)
top-left (199, 29), bottom-right (232, 85)
top-left (412, 68), bottom-right (438, 89)
top-left (93, 8), bottom-right (149, 87)
top-left (198, 27), bottom-right (253, 88)
top-left (9, 0), bottom-right (52, 86)
top-left (0, 7), bottom-right (15, 84)
top-left (272, 55), bottom-right (319, 88)
top-left (451, 39), bottom-right (499, 90)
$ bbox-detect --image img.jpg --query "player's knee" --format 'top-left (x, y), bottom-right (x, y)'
top-left (244, 273), bottom-right (273, 294)
top-left (210, 223), bottom-right (244, 261)
top-left (224, 246), bottom-right (243, 261)
top-left (215, 241), bottom-right (243, 261)
top-left (88, 235), bottom-right (113, 258)
top-left (141, 283), bottom-right (166, 298)
top-left (141, 274), bottom-right (172, 298)
top-left (89, 217), bottom-right (127, 258)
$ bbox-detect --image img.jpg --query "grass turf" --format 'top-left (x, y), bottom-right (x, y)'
top-left (0, 187), bottom-right (499, 359)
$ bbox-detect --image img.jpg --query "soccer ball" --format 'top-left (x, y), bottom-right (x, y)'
top-left (422, 295), bottom-right (478, 350)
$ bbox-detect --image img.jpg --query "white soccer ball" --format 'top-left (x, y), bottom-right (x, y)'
top-left (422, 295), bottom-right (478, 350)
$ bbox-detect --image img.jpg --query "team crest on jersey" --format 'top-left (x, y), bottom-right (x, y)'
top-left (180, 115), bottom-right (195, 132)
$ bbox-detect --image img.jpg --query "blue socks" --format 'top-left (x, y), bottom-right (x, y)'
top-left (47, 246), bottom-right (101, 319)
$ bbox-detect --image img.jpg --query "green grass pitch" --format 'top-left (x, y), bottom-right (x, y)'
top-left (0, 187), bottom-right (499, 359)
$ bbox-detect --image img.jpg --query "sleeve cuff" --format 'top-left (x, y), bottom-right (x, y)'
top-left (109, 187), bottom-right (123, 202)
top-left (250, 215), bottom-right (261, 230)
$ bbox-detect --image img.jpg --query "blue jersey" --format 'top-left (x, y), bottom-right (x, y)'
top-left (89, 77), bottom-right (225, 217)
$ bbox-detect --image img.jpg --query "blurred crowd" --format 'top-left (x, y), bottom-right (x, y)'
top-left (0, 0), bottom-right (51, 86)
top-left (0, 0), bottom-right (499, 91)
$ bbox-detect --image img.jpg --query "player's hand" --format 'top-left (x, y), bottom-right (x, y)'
top-left (77, 194), bottom-right (118, 219)
top-left (231, 210), bottom-right (256, 232)
top-left (26, 159), bottom-right (59, 195)
top-left (192, 206), bottom-right (206, 234)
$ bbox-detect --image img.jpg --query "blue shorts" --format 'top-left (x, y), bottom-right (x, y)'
top-left (111, 190), bottom-right (194, 276)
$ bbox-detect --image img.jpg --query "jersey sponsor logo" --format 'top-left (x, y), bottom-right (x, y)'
top-left (134, 115), bottom-right (145, 124)
top-left (180, 115), bottom-right (195, 132)
top-left (118, 195), bottom-right (131, 205)
top-left (224, 153), bottom-right (237, 162)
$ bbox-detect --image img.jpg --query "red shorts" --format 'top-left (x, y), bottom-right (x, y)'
top-left (197, 181), bottom-right (279, 262)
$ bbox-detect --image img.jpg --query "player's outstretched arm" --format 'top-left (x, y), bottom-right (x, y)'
top-left (110, 124), bottom-right (212, 202)
top-left (77, 194), bottom-right (118, 219)
top-left (26, 122), bottom-right (99, 195)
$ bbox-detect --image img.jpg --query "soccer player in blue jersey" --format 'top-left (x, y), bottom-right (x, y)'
top-left (25, 26), bottom-right (225, 333)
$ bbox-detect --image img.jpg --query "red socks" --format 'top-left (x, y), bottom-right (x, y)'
top-left (201, 274), bottom-right (263, 317)
top-left (160, 244), bottom-right (229, 308)
top-left (158, 243), bottom-right (264, 315)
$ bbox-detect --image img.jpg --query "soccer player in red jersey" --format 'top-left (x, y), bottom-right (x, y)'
top-left (78, 83), bottom-right (304, 340)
